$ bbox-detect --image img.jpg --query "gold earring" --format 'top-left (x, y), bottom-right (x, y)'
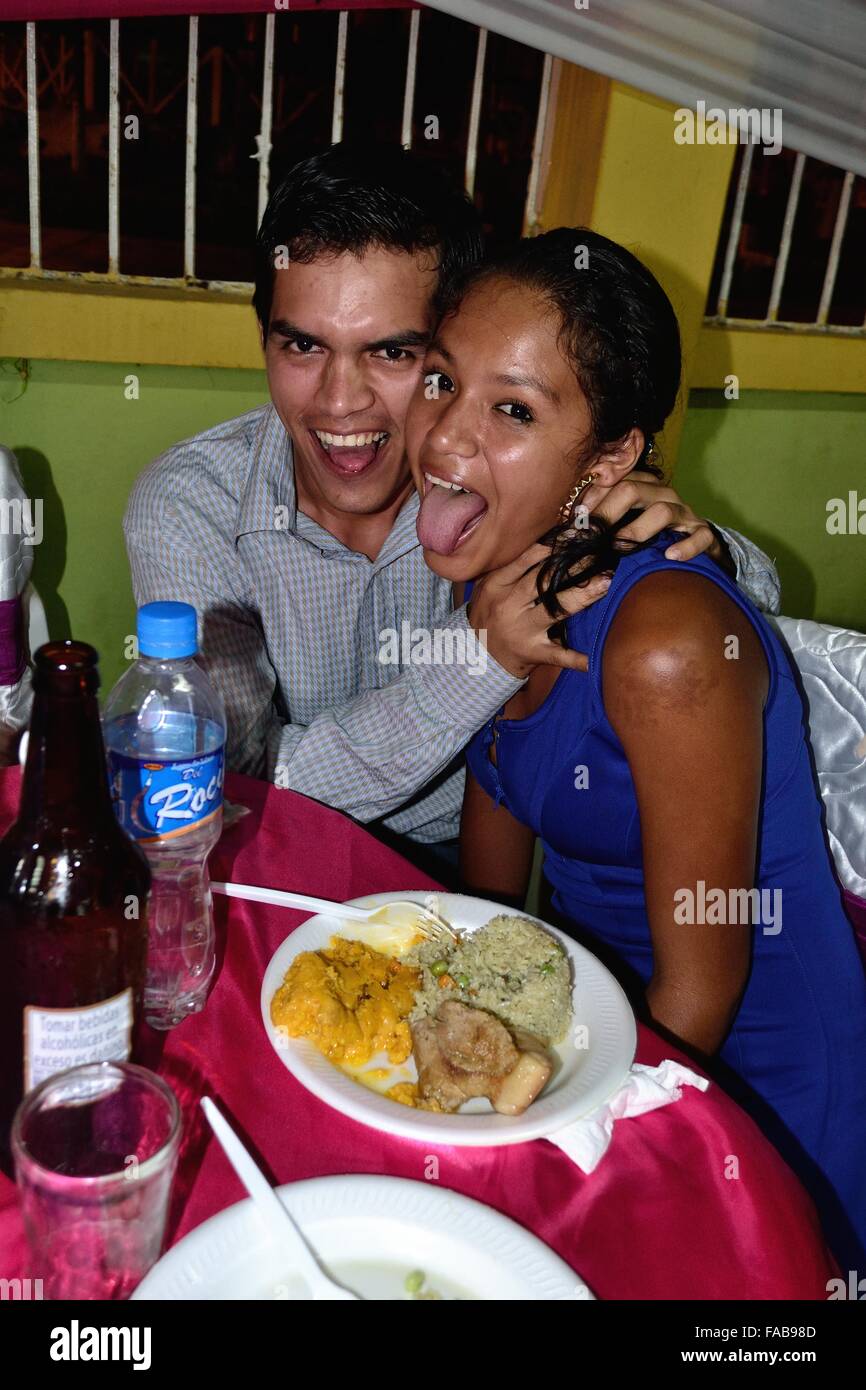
top-left (558, 472), bottom-right (599, 524)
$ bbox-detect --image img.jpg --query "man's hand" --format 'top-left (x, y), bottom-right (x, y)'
top-left (467, 475), bottom-right (732, 679)
top-left (467, 544), bottom-right (610, 678)
top-left (581, 473), bottom-right (729, 567)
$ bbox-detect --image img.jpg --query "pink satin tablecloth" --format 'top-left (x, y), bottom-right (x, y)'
top-left (0, 768), bottom-right (837, 1300)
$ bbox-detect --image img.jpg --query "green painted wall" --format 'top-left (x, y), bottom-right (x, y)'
top-left (0, 358), bottom-right (268, 691)
top-left (0, 363), bottom-right (863, 703)
top-left (678, 389), bottom-right (866, 631)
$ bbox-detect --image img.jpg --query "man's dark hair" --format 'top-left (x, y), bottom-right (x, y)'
top-left (253, 142), bottom-right (483, 330)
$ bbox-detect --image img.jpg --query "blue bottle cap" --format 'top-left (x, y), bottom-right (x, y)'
top-left (137, 601), bottom-right (198, 659)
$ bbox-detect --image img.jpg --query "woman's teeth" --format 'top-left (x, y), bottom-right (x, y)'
top-left (315, 430), bottom-right (388, 451)
top-left (424, 472), bottom-right (474, 495)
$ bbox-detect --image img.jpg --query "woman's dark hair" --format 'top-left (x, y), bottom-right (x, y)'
top-left (447, 228), bottom-right (682, 634)
top-left (254, 142), bottom-right (484, 330)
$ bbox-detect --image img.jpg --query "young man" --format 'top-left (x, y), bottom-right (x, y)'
top-left (125, 143), bottom-right (778, 867)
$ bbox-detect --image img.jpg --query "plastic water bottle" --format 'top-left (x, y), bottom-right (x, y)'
top-left (103, 602), bottom-right (226, 1030)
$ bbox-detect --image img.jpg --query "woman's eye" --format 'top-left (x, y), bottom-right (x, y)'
top-left (497, 401), bottom-right (534, 424)
top-left (424, 370), bottom-right (454, 395)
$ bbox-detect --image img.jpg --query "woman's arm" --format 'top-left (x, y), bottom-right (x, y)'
top-left (460, 765), bottom-right (536, 908)
top-left (603, 570), bottom-right (769, 1057)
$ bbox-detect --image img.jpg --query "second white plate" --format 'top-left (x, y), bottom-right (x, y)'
top-left (133, 1174), bottom-right (591, 1301)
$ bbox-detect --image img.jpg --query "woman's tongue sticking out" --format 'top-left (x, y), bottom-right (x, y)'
top-left (416, 485), bottom-right (487, 556)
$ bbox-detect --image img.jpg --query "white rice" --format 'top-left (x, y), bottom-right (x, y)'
top-left (409, 914), bottom-right (572, 1045)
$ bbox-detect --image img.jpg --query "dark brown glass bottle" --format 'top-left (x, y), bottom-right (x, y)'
top-left (0, 642), bottom-right (150, 1172)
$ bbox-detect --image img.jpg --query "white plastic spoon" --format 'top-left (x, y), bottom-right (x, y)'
top-left (200, 1097), bottom-right (359, 1301)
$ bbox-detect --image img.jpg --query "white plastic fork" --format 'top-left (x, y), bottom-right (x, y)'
top-left (210, 881), bottom-right (457, 942)
top-left (200, 1097), bottom-right (359, 1301)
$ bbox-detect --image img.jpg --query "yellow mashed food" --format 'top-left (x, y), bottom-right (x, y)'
top-left (384, 1082), bottom-right (445, 1111)
top-left (386, 1081), bottom-right (420, 1107)
top-left (270, 937), bottom-right (420, 1067)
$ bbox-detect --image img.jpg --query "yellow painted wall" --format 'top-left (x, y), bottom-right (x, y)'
top-left (693, 324), bottom-right (866, 393)
top-left (0, 275), bottom-right (261, 370)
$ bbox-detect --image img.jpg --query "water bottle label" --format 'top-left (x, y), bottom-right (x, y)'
top-left (23, 989), bottom-right (133, 1092)
top-left (108, 748), bottom-right (225, 842)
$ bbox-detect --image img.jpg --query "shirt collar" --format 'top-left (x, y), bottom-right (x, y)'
top-left (376, 490), bottom-right (421, 568)
top-left (235, 404), bottom-right (296, 541)
top-left (235, 404), bottom-right (422, 568)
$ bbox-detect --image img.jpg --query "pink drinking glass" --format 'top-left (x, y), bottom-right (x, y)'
top-left (12, 1061), bottom-right (181, 1300)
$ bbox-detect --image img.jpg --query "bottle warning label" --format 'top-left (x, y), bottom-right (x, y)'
top-left (23, 989), bottom-right (133, 1092)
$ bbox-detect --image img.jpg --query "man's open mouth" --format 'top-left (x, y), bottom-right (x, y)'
top-left (416, 470), bottom-right (488, 556)
top-left (310, 428), bottom-right (390, 476)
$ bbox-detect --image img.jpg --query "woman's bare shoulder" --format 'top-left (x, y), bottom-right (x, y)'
top-left (601, 568), bottom-right (769, 716)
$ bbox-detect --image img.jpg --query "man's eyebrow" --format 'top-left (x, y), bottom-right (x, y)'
top-left (268, 318), bottom-right (323, 344)
top-left (495, 371), bottom-right (560, 405)
top-left (364, 329), bottom-right (431, 351)
top-left (267, 320), bottom-right (430, 352)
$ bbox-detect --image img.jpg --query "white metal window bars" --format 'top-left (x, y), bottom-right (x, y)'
top-left (710, 146), bottom-right (864, 336)
top-left (9, 13), bottom-right (865, 332)
top-left (10, 10), bottom-right (555, 296)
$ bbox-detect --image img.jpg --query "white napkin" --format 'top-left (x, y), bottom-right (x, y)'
top-left (545, 1059), bottom-right (710, 1173)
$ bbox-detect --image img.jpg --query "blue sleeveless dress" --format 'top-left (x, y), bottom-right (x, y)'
top-left (466, 537), bottom-right (866, 1271)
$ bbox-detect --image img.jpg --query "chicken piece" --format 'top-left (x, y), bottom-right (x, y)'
top-left (435, 998), bottom-right (519, 1073)
top-left (410, 1015), bottom-right (476, 1112)
top-left (411, 1001), bottom-right (553, 1116)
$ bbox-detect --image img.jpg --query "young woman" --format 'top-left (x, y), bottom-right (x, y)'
top-left (405, 228), bottom-right (866, 1273)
